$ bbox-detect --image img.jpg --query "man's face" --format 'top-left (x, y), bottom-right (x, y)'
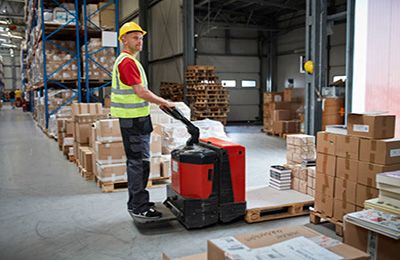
top-left (122, 31), bottom-right (144, 53)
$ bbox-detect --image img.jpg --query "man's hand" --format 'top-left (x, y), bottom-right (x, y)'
top-left (159, 101), bottom-right (175, 110)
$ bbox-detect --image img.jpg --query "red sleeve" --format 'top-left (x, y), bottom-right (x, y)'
top-left (118, 58), bottom-right (142, 86)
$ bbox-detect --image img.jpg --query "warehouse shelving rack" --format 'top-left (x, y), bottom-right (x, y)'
top-left (82, 0), bottom-right (120, 103)
top-left (39, 0), bottom-right (82, 128)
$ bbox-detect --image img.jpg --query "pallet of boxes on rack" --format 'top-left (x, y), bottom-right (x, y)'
top-left (311, 112), bottom-right (399, 236)
top-left (81, 38), bottom-right (115, 81)
top-left (263, 88), bottom-right (304, 137)
top-left (160, 82), bottom-right (184, 102)
top-left (185, 65), bottom-right (229, 125)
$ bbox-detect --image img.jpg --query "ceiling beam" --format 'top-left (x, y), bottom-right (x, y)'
top-left (197, 21), bottom-right (279, 32)
top-left (241, 0), bottom-right (303, 11)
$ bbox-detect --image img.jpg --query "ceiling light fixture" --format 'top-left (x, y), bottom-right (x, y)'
top-left (1, 43), bottom-right (17, 48)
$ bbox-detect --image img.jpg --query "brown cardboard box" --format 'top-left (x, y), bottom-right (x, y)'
top-left (162, 253), bottom-right (207, 260)
top-left (65, 119), bottom-right (74, 136)
top-left (357, 161), bottom-right (400, 188)
top-left (291, 177), bottom-right (299, 190)
top-left (333, 199), bottom-right (356, 221)
top-left (89, 124), bottom-right (96, 148)
top-left (96, 163), bottom-right (126, 181)
top-left (344, 220), bottom-right (399, 260)
top-left (347, 113), bottom-right (395, 139)
top-left (316, 173), bottom-right (335, 198)
top-left (83, 148), bottom-right (93, 172)
top-left (307, 176), bottom-right (315, 189)
top-left (273, 109), bottom-right (291, 121)
top-left (207, 226), bottom-right (369, 260)
top-left (95, 141), bottom-right (126, 164)
top-left (359, 138), bottom-right (400, 165)
top-left (307, 187), bottom-right (315, 197)
top-left (316, 131), bottom-right (337, 155)
top-left (316, 153), bottom-right (336, 176)
top-left (283, 88), bottom-right (304, 102)
top-left (99, 2), bottom-right (115, 30)
top-left (334, 177), bottom-right (357, 204)
top-left (150, 157), bottom-right (161, 178)
top-left (81, 4), bottom-right (99, 28)
top-left (269, 101), bottom-right (292, 111)
top-left (307, 166), bottom-right (316, 178)
top-left (336, 158), bottom-right (358, 182)
top-left (315, 193), bottom-right (334, 216)
top-left (299, 179), bottom-right (307, 193)
top-left (336, 135), bottom-right (359, 159)
top-left (161, 155), bottom-right (171, 177)
top-left (95, 119), bottom-right (122, 142)
top-left (273, 120), bottom-right (299, 134)
top-left (150, 133), bottom-right (162, 156)
top-left (263, 92), bottom-right (283, 103)
top-left (75, 123), bottom-right (92, 144)
top-left (356, 184), bottom-right (379, 207)
top-left (71, 103), bottom-right (103, 118)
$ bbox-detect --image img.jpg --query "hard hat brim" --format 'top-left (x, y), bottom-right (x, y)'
top-left (118, 30), bottom-right (147, 41)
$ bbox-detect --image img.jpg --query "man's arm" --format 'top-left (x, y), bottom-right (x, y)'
top-left (133, 84), bottom-right (175, 108)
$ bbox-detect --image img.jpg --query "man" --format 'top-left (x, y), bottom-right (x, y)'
top-left (111, 22), bottom-right (175, 219)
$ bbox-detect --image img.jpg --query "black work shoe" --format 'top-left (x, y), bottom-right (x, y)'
top-left (148, 202), bottom-right (155, 207)
top-left (132, 208), bottom-right (162, 219)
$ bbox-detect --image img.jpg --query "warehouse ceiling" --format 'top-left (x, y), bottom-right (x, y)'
top-left (194, 0), bottom-right (306, 34)
top-left (0, 0), bottom-right (25, 54)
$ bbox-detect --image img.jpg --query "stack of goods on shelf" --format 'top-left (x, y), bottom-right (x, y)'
top-left (315, 113), bottom-right (399, 224)
top-left (268, 165), bottom-right (291, 190)
top-left (42, 4), bottom-right (76, 25)
top-left (159, 82), bottom-right (184, 101)
top-left (185, 65), bottom-right (229, 125)
top-left (263, 88), bottom-right (304, 136)
top-left (81, 2), bottom-right (115, 30)
top-left (72, 103), bottom-right (106, 180)
top-left (285, 134), bottom-right (316, 196)
top-left (31, 41), bottom-right (78, 84)
top-left (81, 38), bottom-right (115, 80)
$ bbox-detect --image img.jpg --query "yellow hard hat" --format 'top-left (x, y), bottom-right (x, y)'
top-left (304, 60), bottom-right (314, 74)
top-left (118, 22), bottom-right (147, 41)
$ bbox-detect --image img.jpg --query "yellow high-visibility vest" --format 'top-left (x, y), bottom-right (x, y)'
top-left (110, 52), bottom-right (150, 118)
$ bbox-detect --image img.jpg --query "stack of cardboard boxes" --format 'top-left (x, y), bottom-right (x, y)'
top-left (72, 103), bottom-right (105, 180)
top-left (57, 117), bottom-right (74, 159)
top-left (81, 38), bottom-right (115, 80)
top-left (263, 88), bottom-right (304, 135)
top-left (81, 2), bottom-right (115, 30)
top-left (315, 112), bottom-right (399, 222)
top-left (285, 134), bottom-right (316, 196)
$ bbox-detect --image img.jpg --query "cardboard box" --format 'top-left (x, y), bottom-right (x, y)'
top-left (95, 141), bottom-right (126, 164)
top-left (283, 88), bottom-right (304, 102)
top-left (307, 175), bottom-right (315, 189)
top-left (99, 2), bottom-right (115, 30)
top-left (316, 131), bottom-right (337, 155)
top-left (359, 138), bottom-right (400, 165)
top-left (65, 119), bottom-right (74, 136)
top-left (273, 109), bottom-right (291, 121)
top-left (336, 135), bottom-right (359, 159)
top-left (334, 177), bottom-right (357, 204)
top-left (71, 103), bottom-right (103, 118)
top-left (96, 163), bottom-right (126, 182)
top-left (347, 113), bottom-right (395, 139)
top-left (336, 158), bottom-right (358, 182)
top-left (95, 119), bottom-right (122, 142)
top-left (273, 120), bottom-right (300, 134)
top-left (75, 123), bottom-right (91, 144)
top-left (356, 184), bottom-right (379, 207)
top-left (83, 148), bottom-right (93, 172)
top-left (357, 161), bottom-right (400, 188)
top-left (316, 173), bottom-right (335, 198)
top-left (150, 133), bottom-right (162, 156)
top-left (263, 92), bottom-right (283, 103)
top-left (333, 199), bottom-right (356, 221)
top-left (307, 187), bottom-right (315, 197)
top-left (82, 4), bottom-right (100, 28)
top-left (307, 166), bottom-right (316, 178)
top-left (207, 226), bottom-right (369, 260)
top-left (291, 177), bottom-right (299, 190)
top-left (162, 253), bottom-right (207, 260)
top-left (344, 219), bottom-right (399, 260)
top-left (161, 155), bottom-right (171, 177)
top-left (299, 179), bottom-right (307, 194)
top-left (150, 157), bottom-right (161, 178)
top-left (315, 193), bottom-right (334, 216)
top-left (316, 153), bottom-right (336, 176)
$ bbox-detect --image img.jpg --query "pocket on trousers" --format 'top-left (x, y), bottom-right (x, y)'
top-left (129, 135), bottom-right (144, 153)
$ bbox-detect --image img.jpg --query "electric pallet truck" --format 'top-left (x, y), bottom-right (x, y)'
top-left (131, 107), bottom-right (246, 229)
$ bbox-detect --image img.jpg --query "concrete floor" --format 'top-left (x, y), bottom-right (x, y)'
top-left (0, 106), bottom-right (336, 260)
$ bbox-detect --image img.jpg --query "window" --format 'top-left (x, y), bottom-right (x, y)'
top-left (221, 80), bottom-right (236, 88)
top-left (241, 80), bottom-right (256, 88)
top-left (333, 75), bottom-right (346, 82)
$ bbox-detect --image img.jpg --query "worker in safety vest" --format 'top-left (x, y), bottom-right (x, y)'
top-left (111, 22), bottom-right (175, 219)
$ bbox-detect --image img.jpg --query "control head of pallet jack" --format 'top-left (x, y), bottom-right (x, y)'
top-left (160, 106), bottom-right (200, 146)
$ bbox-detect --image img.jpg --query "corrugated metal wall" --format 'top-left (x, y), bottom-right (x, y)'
top-left (2, 55), bottom-right (21, 90)
top-left (353, 0), bottom-right (400, 137)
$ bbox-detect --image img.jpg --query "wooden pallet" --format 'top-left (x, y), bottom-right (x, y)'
top-left (68, 154), bottom-right (75, 162)
top-left (147, 176), bottom-right (170, 188)
top-left (309, 210), bottom-right (344, 236)
top-left (245, 186), bottom-right (314, 223)
top-left (95, 176), bottom-right (128, 193)
top-left (80, 168), bottom-right (94, 181)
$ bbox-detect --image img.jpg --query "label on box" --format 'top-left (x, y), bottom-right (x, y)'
top-left (211, 237), bottom-right (250, 252)
top-left (353, 124), bottom-right (369, 133)
top-left (390, 149), bottom-right (400, 157)
top-left (172, 160), bottom-right (179, 172)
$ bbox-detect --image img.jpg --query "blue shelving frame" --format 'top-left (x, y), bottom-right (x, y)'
top-left (40, 0), bottom-right (82, 128)
top-left (82, 0), bottom-right (120, 103)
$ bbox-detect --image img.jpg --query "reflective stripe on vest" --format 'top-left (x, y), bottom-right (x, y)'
top-left (110, 52), bottom-right (150, 118)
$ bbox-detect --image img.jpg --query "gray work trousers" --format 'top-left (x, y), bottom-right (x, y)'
top-left (119, 119), bottom-right (151, 213)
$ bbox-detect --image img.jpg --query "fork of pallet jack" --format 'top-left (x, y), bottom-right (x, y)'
top-left (160, 106), bottom-right (200, 146)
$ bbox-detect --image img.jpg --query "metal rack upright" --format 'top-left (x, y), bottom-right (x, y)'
top-left (82, 0), bottom-right (120, 103)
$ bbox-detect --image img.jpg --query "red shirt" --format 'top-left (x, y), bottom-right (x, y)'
top-left (118, 50), bottom-right (142, 86)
